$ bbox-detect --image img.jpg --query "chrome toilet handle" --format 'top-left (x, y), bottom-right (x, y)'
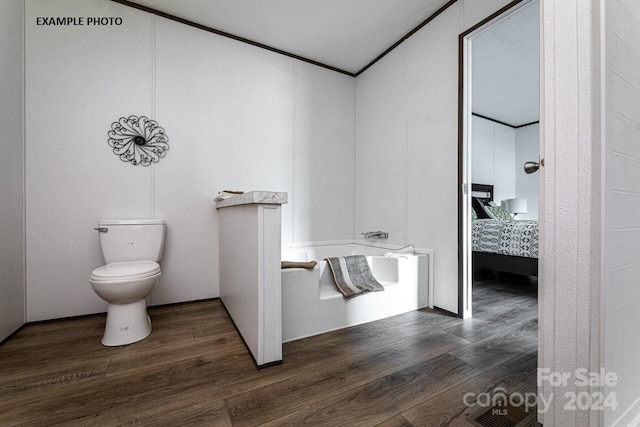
top-left (93, 227), bottom-right (108, 233)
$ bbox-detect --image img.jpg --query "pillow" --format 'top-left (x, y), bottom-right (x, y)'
top-left (484, 204), bottom-right (512, 221)
top-left (471, 209), bottom-right (478, 220)
top-left (471, 197), bottom-right (491, 219)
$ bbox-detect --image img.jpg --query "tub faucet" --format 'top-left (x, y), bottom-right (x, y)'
top-left (361, 231), bottom-right (389, 239)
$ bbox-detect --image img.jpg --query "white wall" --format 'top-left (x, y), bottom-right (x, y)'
top-left (355, 0), bottom-right (512, 313)
top-left (471, 115), bottom-right (516, 205)
top-left (603, 0), bottom-right (640, 424)
top-left (471, 117), bottom-right (538, 220)
top-left (25, 0), bottom-right (355, 321)
top-left (0, 0), bottom-right (26, 341)
top-left (515, 123), bottom-right (539, 220)
top-left (23, 0), bottom-right (513, 322)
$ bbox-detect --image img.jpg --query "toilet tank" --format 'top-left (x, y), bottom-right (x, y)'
top-left (98, 219), bottom-right (166, 264)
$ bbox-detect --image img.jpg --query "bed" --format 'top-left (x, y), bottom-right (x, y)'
top-left (471, 184), bottom-right (538, 276)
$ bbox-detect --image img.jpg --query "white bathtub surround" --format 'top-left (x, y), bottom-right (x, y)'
top-left (217, 191), bottom-right (287, 367)
top-left (281, 242), bottom-right (432, 342)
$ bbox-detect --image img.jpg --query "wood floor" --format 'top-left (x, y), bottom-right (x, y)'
top-left (0, 274), bottom-right (537, 426)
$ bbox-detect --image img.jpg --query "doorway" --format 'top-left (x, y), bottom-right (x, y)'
top-left (458, 0), bottom-right (540, 322)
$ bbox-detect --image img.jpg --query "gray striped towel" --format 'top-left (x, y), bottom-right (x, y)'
top-left (325, 255), bottom-right (384, 299)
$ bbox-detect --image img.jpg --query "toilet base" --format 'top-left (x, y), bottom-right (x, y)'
top-left (102, 299), bottom-right (152, 346)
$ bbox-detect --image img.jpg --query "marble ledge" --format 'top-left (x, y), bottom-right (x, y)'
top-left (215, 191), bottom-right (288, 209)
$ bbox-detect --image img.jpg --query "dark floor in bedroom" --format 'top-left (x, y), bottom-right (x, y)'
top-left (0, 274), bottom-right (537, 426)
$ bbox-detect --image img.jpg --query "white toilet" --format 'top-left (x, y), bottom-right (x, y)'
top-left (89, 219), bottom-right (166, 346)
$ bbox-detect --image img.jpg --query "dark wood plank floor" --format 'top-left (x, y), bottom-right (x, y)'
top-left (0, 274), bottom-right (537, 426)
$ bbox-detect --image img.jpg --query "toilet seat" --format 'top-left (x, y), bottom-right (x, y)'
top-left (90, 260), bottom-right (160, 282)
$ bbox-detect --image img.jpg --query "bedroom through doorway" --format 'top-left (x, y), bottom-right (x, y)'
top-left (457, 0), bottom-right (540, 379)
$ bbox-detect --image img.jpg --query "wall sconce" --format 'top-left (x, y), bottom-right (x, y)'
top-left (501, 198), bottom-right (527, 217)
top-left (524, 158), bottom-right (544, 174)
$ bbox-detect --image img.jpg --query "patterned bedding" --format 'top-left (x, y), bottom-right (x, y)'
top-left (472, 219), bottom-right (539, 258)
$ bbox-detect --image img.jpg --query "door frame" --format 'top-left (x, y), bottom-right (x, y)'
top-left (457, 0), bottom-right (536, 319)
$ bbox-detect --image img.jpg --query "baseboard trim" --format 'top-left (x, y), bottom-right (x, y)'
top-left (27, 311), bottom-right (106, 326)
top-left (433, 306), bottom-right (459, 318)
top-left (149, 297), bottom-right (220, 310)
top-left (0, 324), bottom-right (27, 347)
top-left (218, 298), bottom-right (283, 370)
top-left (2, 297), bottom-right (222, 347)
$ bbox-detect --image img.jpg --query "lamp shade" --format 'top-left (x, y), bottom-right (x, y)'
top-left (501, 198), bottom-right (527, 215)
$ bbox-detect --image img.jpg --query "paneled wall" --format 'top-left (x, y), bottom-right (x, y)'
top-left (471, 115), bottom-right (516, 205)
top-left (603, 0), bottom-right (640, 424)
top-left (26, 0), bottom-right (155, 321)
top-left (355, 0), bottom-right (513, 313)
top-left (0, 0), bottom-right (26, 340)
top-left (25, 0), bottom-right (355, 321)
top-left (471, 118), bottom-right (538, 220)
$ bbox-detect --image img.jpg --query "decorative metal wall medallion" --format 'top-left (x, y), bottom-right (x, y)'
top-left (107, 115), bottom-right (169, 166)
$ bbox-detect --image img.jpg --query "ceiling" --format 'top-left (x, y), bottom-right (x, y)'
top-left (123, 0), bottom-right (539, 126)
top-left (125, 0), bottom-right (451, 74)
top-left (471, 1), bottom-right (539, 127)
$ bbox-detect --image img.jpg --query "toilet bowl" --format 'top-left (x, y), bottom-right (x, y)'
top-left (89, 219), bottom-right (166, 346)
top-left (90, 261), bottom-right (161, 346)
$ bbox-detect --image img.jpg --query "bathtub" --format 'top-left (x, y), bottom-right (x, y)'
top-left (281, 242), bottom-right (432, 342)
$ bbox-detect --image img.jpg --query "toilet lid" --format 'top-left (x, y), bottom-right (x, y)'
top-left (90, 261), bottom-right (160, 281)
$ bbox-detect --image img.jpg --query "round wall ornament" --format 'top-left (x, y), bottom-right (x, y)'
top-left (107, 115), bottom-right (169, 166)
